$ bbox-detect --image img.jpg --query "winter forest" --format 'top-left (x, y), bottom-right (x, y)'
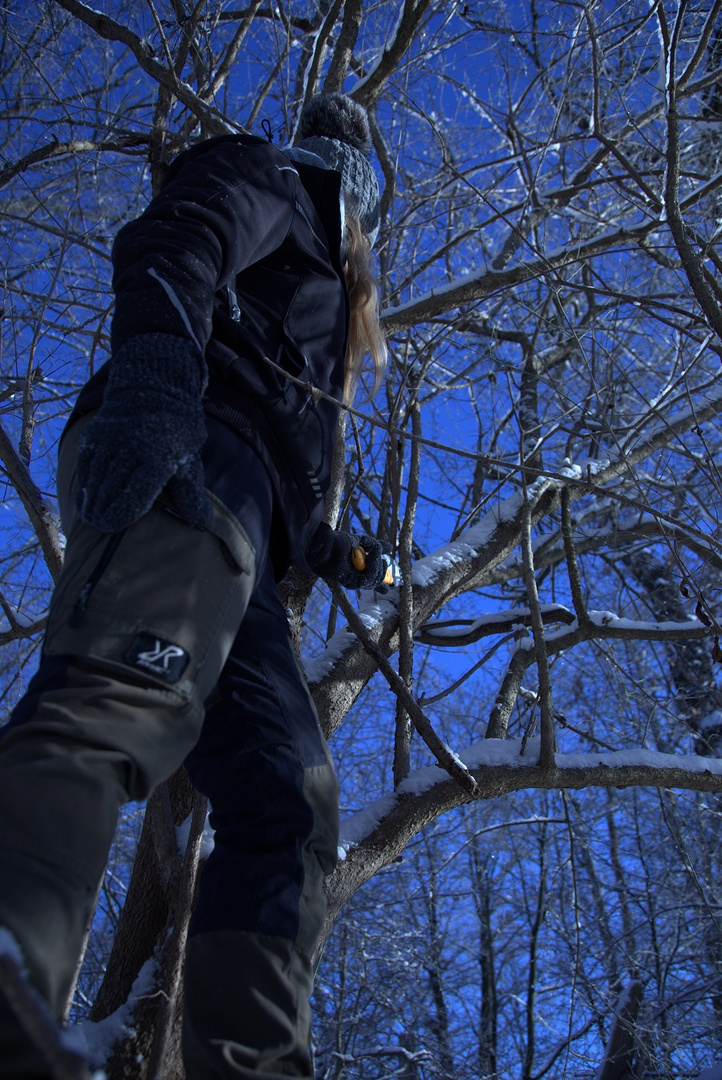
top-left (2, 0), bottom-right (722, 1077)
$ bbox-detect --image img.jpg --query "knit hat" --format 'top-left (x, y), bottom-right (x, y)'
top-left (295, 93), bottom-right (381, 246)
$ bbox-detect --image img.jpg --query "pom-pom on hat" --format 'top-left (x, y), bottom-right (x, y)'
top-left (295, 92), bottom-right (381, 246)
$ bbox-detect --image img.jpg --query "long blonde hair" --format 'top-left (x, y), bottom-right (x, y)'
top-left (343, 213), bottom-right (387, 402)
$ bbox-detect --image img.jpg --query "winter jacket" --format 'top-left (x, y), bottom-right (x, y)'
top-left (70, 133), bottom-right (349, 570)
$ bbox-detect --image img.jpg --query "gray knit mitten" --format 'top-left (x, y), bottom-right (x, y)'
top-left (76, 334), bottom-right (209, 533)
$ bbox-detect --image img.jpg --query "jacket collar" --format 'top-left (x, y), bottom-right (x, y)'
top-left (282, 147), bottom-right (345, 270)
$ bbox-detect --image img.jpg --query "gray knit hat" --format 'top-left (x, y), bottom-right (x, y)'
top-left (295, 93), bottom-right (381, 246)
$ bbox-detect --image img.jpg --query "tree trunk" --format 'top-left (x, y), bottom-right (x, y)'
top-left (90, 770), bottom-right (204, 1080)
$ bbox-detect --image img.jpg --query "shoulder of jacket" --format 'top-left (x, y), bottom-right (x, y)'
top-left (163, 133), bottom-right (296, 186)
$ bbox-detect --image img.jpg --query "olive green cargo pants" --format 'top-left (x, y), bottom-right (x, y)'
top-left (0, 417), bottom-right (339, 1079)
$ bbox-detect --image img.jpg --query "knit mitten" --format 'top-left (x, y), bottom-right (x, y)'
top-left (307, 523), bottom-right (390, 592)
top-left (76, 333), bottom-right (209, 533)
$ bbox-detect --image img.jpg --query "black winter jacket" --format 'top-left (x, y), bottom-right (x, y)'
top-left (72, 134), bottom-right (349, 569)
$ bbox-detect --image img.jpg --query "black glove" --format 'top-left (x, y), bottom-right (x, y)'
top-left (76, 333), bottom-right (210, 533)
top-left (307, 523), bottom-right (391, 592)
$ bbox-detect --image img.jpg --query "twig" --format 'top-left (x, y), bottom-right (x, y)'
top-left (394, 386), bottom-right (420, 786)
top-left (0, 421), bottom-right (63, 582)
top-left (329, 582), bottom-right (480, 798)
top-left (419, 633), bottom-right (514, 707)
top-left (202, 0), bottom-right (264, 103)
top-left (561, 487), bottom-right (588, 626)
top-left (52, 0), bottom-right (240, 136)
top-left (520, 501), bottom-right (556, 771)
top-left (661, 2), bottom-right (722, 344)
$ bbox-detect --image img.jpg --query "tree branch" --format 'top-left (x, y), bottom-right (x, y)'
top-left (662, 5), bottom-right (722, 344)
top-left (323, 0), bottom-right (363, 93)
top-left (322, 754), bottom-right (722, 941)
top-left (352, 0), bottom-right (435, 107)
top-left (0, 421), bottom-right (63, 582)
top-left (329, 582), bottom-right (480, 798)
top-left (521, 500), bottom-right (556, 771)
top-left (51, 0), bottom-right (240, 135)
top-left (0, 136), bottom-right (150, 191)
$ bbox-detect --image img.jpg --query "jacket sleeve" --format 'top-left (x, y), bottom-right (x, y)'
top-left (110, 138), bottom-right (298, 360)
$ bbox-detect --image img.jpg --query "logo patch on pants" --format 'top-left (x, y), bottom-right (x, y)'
top-left (126, 633), bottom-right (189, 683)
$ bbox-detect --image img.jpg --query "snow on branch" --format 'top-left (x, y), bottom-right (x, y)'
top-left (338, 736), bottom-right (722, 859)
top-left (380, 217), bottom-right (665, 335)
top-left (323, 737), bottom-right (722, 932)
top-left (416, 603), bottom-right (576, 646)
top-left (308, 456), bottom-right (717, 739)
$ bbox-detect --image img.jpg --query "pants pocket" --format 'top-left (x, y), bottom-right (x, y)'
top-left (44, 492), bottom-right (256, 709)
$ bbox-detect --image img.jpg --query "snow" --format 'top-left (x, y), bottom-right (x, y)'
top-left (337, 792), bottom-right (398, 858)
top-left (553, 457), bottom-right (611, 479)
top-left (0, 605), bottom-right (47, 630)
top-left (303, 592), bottom-right (397, 684)
top-left (556, 746), bottom-right (722, 772)
top-left (176, 809), bottom-right (215, 860)
top-left (304, 625), bottom-right (357, 684)
top-left (0, 930), bottom-right (106, 1076)
top-left (337, 737), bottom-right (722, 858)
top-left (586, 610), bottom-right (704, 633)
top-left (411, 488), bottom-right (532, 588)
top-left (79, 955), bottom-right (159, 1069)
top-left (532, 609), bottom-right (707, 648)
top-left (419, 604), bottom-right (570, 640)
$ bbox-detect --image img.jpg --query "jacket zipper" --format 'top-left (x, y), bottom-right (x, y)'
top-left (227, 282), bottom-right (241, 322)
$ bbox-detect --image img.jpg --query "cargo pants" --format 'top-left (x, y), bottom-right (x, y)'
top-left (0, 416), bottom-right (339, 1079)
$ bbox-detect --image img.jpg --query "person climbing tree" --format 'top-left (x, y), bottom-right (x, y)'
top-left (0, 91), bottom-right (388, 1079)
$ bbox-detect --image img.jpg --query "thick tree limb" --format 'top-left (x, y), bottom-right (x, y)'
top-left (663, 9), bottom-right (722, 344)
top-left (596, 981), bottom-right (643, 1080)
top-left (352, 0), bottom-right (435, 107)
top-left (322, 754), bottom-right (722, 940)
top-left (323, 0), bottom-right (363, 93)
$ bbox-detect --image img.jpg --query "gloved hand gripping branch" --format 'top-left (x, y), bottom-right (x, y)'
top-left (76, 333), bottom-right (210, 533)
top-left (306, 523), bottom-right (393, 592)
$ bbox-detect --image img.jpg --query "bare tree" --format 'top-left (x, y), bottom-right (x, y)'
top-left (2, 0), bottom-right (722, 1075)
